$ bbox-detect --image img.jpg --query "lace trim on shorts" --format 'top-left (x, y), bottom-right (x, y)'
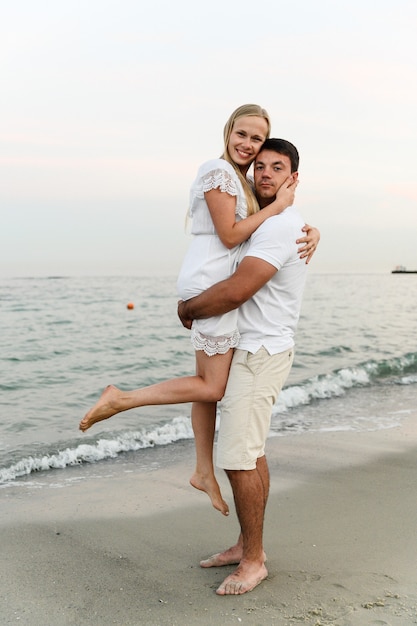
top-left (191, 328), bottom-right (240, 356)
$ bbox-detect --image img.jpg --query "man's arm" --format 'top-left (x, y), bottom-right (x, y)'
top-left (177, 256), bottom-right (277, 328)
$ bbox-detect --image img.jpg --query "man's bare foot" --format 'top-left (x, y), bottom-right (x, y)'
top-left (200, 546), bottom-right (266, 568)
top-left (216, 561), bottom-right (268, 595)
top-left (200, 544), bottom-right (242, 568)
top-left (190, 472), bottom-right (229, 516)
top-left (79, 385), bottom-right (122, 432)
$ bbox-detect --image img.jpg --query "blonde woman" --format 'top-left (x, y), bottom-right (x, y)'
top-left (80, 105), bottom-right (319, 516)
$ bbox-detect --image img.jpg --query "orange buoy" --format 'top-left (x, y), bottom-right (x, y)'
top-left (127, 302), bottom-right (134, 310)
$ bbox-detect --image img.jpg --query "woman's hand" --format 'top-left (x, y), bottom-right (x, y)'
top-left (276, 175), bottom-right (298, 210)
top-left (297, 224), bottom-right (320, 264)
top-left (265, 176), bottom-right (298, 217)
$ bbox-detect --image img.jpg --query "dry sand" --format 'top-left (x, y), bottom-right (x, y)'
top-left (1, 414), bottom-right (417, 625)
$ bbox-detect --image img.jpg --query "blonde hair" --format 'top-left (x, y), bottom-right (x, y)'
top-left (222, 104), bottom-right (271, 216)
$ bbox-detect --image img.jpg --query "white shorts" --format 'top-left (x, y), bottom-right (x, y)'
top-left (216, 347), bottom-right (294, 470)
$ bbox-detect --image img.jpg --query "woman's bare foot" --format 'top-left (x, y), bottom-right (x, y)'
top-left (190, 472), bottom-right (229, 516)
top-left (79, 385), bottom-right (122, 432)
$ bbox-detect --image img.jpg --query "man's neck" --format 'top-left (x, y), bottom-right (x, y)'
top-left (257, 196), bottom-right (276, 210)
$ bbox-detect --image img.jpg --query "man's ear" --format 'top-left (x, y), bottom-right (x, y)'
top-left (292, 172), bottom-right (299, 182)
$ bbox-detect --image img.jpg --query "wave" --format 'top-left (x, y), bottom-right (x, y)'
top-left (0, 417), bottom-right (194, 485)
top-left (1, 353), bottom-right (416, 485)
top-left (277, 351), bottom-right (417, 411)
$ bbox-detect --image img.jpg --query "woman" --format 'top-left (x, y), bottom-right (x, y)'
top-left (79, 105), bottom-right (319, 516)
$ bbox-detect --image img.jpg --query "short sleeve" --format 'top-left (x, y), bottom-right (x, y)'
top-left (189, 158), bottom-right (247, 221)
top-left (201, 168), bottom-right (238, 196)
top-left (244, 215), bottom-right (295, 270)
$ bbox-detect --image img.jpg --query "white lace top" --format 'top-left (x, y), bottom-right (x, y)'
top-left (188, 159), bottom-right (247, 234)
top-left (177, 158), bottom-right (249, 356)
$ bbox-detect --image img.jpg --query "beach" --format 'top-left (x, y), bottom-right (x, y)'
top-left (2, 414), bottom-right (417, 626)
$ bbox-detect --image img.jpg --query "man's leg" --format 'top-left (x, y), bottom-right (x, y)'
top-left (215, 455), bottom-right (269, 595)
top-left (201, 348), bottom-right (293, 591)
top-left (200, 454), bottom-right (270, 570)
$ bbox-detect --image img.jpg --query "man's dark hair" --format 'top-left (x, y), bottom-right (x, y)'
top-left (259, 138), bottom-right (299, 173)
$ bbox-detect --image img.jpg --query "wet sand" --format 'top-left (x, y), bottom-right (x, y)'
top-left (1, 414), bottom-right (417, 625)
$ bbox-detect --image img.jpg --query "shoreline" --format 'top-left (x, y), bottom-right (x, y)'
top-left (2, 415), bottom-right (417, 625)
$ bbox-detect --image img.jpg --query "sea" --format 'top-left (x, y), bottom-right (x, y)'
top-left (1, 273), bottom-right (416, 489)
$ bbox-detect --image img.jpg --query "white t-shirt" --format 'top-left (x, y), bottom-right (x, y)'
top-left (236, 205), bottom-right (308, 355)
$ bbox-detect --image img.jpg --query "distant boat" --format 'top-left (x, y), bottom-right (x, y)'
top-left (391, 265), bottom-right (417, 274)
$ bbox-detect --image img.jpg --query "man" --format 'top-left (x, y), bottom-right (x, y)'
top-left (177, 138), bottom-right (310, 596)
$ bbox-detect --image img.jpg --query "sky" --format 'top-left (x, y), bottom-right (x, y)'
top-left (1, 0), bottom-right (417, 277)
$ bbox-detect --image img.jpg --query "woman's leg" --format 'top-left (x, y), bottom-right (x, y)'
top-left (79, 350), bottom-right (233, 431)
top-left (79, 350), bottom-right (233, 514)
top-left (189, 350), bottom-right (234, 516)
top-left (190, 401), bottom-right (229, 515)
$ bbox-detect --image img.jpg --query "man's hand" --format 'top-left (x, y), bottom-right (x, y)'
top-left (176, 257), bottom-right (277, 323)
top-left (296, 224), bottom-right (320, 264)
top-left (178, 300), bottom-right (193, 329)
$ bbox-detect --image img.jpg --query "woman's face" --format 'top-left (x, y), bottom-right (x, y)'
top-left (227, 115), bottom-right (269, 171)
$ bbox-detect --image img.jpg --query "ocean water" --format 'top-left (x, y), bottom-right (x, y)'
top-left (1, 273), bottom-right (416, 488)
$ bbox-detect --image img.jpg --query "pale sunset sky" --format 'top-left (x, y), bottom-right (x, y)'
top-left (2, 0), bottom-right (417, 277)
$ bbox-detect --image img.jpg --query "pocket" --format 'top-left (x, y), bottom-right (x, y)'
top-left (246, 347), bottom-right (268, 376)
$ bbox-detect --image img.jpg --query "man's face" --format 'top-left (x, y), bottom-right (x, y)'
top-left (254, 149), bottom-right (297, 202)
